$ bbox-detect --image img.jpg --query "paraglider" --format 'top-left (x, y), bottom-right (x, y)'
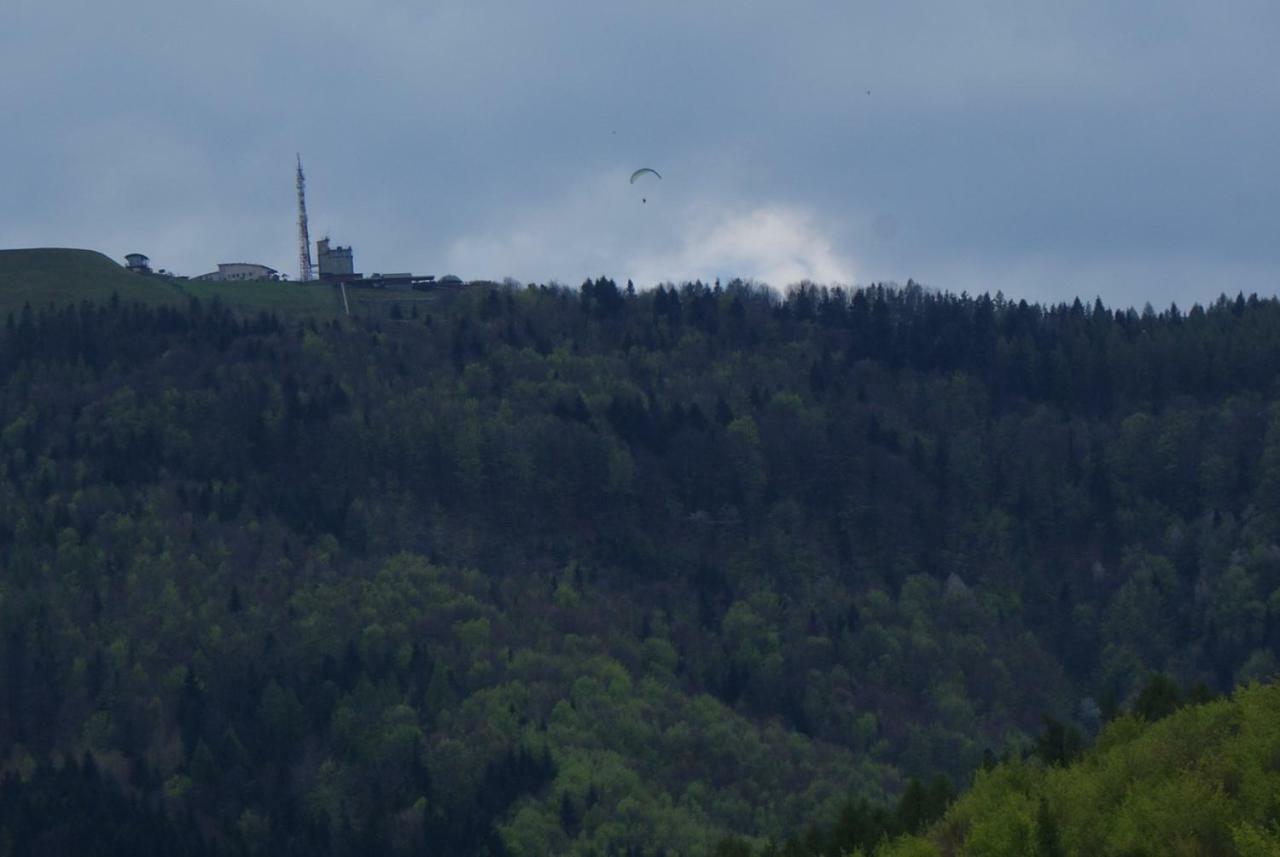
top-left (630, 167), bottom-right (661, 203)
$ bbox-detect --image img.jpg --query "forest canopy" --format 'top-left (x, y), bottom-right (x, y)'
top-left (1, 278), bottom-right (1279, 854)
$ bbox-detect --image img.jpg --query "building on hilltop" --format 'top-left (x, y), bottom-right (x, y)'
top-left (124, 253), bottom-right (151, 273)
top-left (310, 235), bottom-right (437, 290)
top-left (367, 272), bottom-right (416, 290)
top-left (317, 238), bottom-right (356, 280)
top-left (195, 262), bottom-right (280, 282)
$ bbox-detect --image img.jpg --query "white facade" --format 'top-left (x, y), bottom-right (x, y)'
top-left (196, 263), bottom-right (279, 282)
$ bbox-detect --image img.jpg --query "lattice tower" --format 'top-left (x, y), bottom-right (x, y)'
top-left (296, 154), bottom-right (313, 282)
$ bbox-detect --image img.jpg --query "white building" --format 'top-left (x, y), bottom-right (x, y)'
top-left (196, 263), bottom-right (280, 282)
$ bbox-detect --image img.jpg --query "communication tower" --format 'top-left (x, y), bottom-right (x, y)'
top-left (296, 154), bottom-right (313, 282)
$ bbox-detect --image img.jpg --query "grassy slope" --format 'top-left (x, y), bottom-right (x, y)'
top-left (0, 248), bottom-right (183, 311)
top-left (171, 275), bottom-right (343, 317)
top-left (878, 682), bottom-right (1280, 856)
top-left (0, 248), bottom-right (343, 318)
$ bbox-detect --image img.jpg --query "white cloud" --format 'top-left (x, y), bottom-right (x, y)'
top-left (3, 1), bottom-right (1277, 305)
top-left (626, 206), bottom-right (855, 289)
top-left (442, 170), bottom-right (856, 289)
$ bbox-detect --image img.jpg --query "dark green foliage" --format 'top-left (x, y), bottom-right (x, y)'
top-left (0, 758), bottom-right (208, 857)
top-left (821, 798), bottom-right (896, 853)
top-left (1034, 797), bottom-right (1066, 857)
top-left (1032, 715), bottom-right (1085, 767)
top-left (726, 774), bottom-right (955, 856)
top-left (177, 668), bottom-right (206, 758)
top-left (3, 281), bottom-right (1280, 853)
top-left (712, 836), bottom-right (756, 857)
top-left (558, 790), bottom-right (578, 835)
top-left (1133, 673), bottom-right (1183, 722)
top-left (894, 777), bottom-right (955, 834)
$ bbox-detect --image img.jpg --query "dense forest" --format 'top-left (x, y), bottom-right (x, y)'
top-left (2, 278), bottom-right (1280, 854)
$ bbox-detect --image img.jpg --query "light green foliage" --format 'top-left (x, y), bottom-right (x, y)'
top-left (640, 636), bottom-right (679, 679)
top-left (454, 615), bottom-right (492, 651)
top-left (175, 277), bottom-right (342, 317)
top-left (885, 683), bottom-right (1280, 856)
top-left (553, 564), bottom-right (583, 610)
top-left (503, 801), bottom-right (564, 856)
top-left (1230, 820), bottom-right (1280, 857)
top-left (875, 839), bottom-right (939, 857)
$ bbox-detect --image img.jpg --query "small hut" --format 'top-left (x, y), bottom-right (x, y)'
top-left (124, 253), bottom-right (152, 273)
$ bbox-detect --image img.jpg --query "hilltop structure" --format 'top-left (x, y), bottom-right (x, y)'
top-left (124, 253), bottom-right (151, 273)
top-left (196, 263), bottom-right (279, 282)
top-left (294, 160), bottom-right (441, 291)
top-left (317, 238), bottom-right (355, 280)
top-left (297, 155), bottom-right (313, 282)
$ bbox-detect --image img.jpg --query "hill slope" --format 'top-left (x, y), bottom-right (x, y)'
top-left (0, 248), bottom-right (344, 318)
top-left (0, 248), bottom-right (183, 311)
top-left (875, 681), bottom-right (1280, 856)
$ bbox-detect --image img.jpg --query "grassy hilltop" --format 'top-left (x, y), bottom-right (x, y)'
top-left (0, 248), bottom-right (346, 318)
top-left (0, 248), bottom-right (183, 311)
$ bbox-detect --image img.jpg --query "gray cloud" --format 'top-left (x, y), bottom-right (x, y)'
top-left (2, 0), bottom-right (1276, 307)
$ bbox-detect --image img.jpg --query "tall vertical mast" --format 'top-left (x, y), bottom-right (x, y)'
top-left (296, 154), bottom-right (313, 282)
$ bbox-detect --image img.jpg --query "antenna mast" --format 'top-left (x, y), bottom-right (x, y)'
top-left (296, 154), bottom-right (313, 282)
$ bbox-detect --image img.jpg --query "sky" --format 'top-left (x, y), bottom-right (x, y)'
top-left (2, 0), bottom-right (1277, 308)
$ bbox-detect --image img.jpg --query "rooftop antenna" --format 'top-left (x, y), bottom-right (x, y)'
top-left (296, 154), bottom-right (313, 282)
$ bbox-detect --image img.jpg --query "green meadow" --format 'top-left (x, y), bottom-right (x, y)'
top-left (0, 248), bottom-right (346, 319)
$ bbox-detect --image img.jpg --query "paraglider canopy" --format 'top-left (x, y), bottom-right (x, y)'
top-left (629, 168), bottom-right (662, 184)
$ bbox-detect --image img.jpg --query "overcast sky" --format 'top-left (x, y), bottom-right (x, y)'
top-left (3, 0), bottom-right (1277, 308)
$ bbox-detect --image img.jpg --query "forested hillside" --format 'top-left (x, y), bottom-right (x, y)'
top-left (2, 279), bottom-right (1280, 855)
